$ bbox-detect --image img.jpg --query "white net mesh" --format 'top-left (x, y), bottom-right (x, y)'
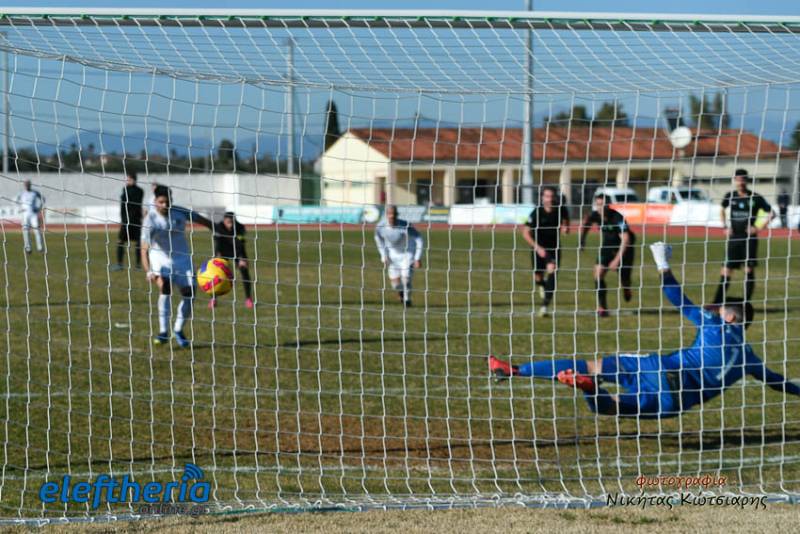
top-left (0, 10), bottom-right (798, 521)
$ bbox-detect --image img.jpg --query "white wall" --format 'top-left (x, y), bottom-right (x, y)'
top-left (0, 172), bottom-right (300, 225)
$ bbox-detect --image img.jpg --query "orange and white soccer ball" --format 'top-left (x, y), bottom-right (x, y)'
top-left (197, 258), bottom-right (233, 297)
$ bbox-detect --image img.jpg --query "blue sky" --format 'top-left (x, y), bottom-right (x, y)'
top-left (2, 1), bottom-right (799, 161)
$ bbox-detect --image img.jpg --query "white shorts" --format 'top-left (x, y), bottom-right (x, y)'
top-left (21, 212), bottom-right (40, 229)
top-left (387, 252), bottom-right (415, 280)
top-left (149, 249), bottom-right (194, 288)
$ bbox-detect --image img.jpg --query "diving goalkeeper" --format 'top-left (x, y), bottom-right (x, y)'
top-left (489, 242), bottom-right (800, 418)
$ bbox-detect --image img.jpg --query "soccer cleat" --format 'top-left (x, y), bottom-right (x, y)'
top-left (208, 298), bottom-right (217, 310)
top-left (538, 306), bottom-right (549, 318)
top-left (489, 355), bottom-right (518, 381)
top-left (245, 298), bottom-right (254, 309)
top-left (24, 247), bottom-right (31, 255)
top-left (110, 264), bottom-right (123, 272)
top-left (174, 330), bottom-right (190, 348)
top-left (153, 332), bottom-right (170, 345)
top-left (403, 300), bottom-right (412, 308)
top-left (596, 307), bottom-right (609, 318)
top-left (623, 288), bottom-right (633, 302)
top-left (557, 369), bottom-right (596, 393)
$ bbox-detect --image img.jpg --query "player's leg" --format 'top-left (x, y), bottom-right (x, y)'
top-left (620, 246), bottom-right (635, 302)
top-left (114, 224), bottom-right (128, 270)
top-left (30, 213), bottom-right (43, 252)
top-left (21, 215), bottom-right (32, 253)
top-left (744, 238), bottom-right (758, 301)
top-left (489, 354), bottom-right (595, 380)
top-left (132, 225), bottom-right (142, 268)
top-left (155, 276), bottom-right (172, 344)
top-left (537, 255), bottom-right (557, 317)
top-left (387, 262), bottom-right (403, 303)
top-left (238, 259), bottom-right (254, 308)
top-left (400, 258), bottom-right (414, 307)
top-left (172, 256), bottom-right (195, 347)
top-left (561, 354), bottom-right (672, 417)
top-left (149, 249), bottom-right (172, 343)
top-left (594, 263), bottom-right (609, 316)
top-left (713, 237), bottom-right (740, 304)
top-left (532, 251), bottom-right (545, 300)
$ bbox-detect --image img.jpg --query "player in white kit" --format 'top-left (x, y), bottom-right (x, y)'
top-left (16, 180), bottom-right (45, 254)
top-left (140, 185), bottom-right (213, 347)
top-left (374, 205), bottom-right (424, 307)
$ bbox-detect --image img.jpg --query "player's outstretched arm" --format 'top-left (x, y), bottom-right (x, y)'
top-left (649, 242), bottom-right (704, 325)
top-left (745, 348), bottom-right (800, 397)
top-left (189, 210), bottom-right (213, 230)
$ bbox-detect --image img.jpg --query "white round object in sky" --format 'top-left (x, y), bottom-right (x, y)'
top-left (669, 126), bottom-right (693, 149)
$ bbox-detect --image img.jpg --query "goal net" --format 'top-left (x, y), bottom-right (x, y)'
top-left (0, 9), bottom-right (798, 520)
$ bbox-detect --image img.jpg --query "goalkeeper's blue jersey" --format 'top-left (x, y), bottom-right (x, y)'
top-left (659, 274), bottom-right (798, 410)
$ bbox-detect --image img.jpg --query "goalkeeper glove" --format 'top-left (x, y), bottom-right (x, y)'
top-left (649, 242), bottom-right (672, 271)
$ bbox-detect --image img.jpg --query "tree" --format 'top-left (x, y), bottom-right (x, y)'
top-left (549, 104), bottom-right (589, 126)
top-left (593, 101), bottom-right (629, 127)
top-left (790, 121), bottom-right (800, 151)
top-left (216, 139), bottom-right (236, 168)
top-left (323, 99), bottom-right (341, 152)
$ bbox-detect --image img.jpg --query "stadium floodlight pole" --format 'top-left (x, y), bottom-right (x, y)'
top-left (521, 0), bottom-right (534, 204)
top-left (287, 37), bottom-right (295, 177)
top-left (1, 33), bottom-right (8, 175)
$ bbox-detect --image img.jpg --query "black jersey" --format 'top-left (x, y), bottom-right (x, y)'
top-left (525, 205), bottom-right (569, 250)
top-left (120, 184), bottom-right (144, 224)
top-left (213, 220), bottom-right (248, 259)
top-left (584, 207), bottom-right (635, 249)
top-left (721, 190), bottom-right (771, 237)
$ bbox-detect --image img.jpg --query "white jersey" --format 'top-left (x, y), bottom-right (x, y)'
top-left (374, 218), bottom-right (423, 263)
top-left (16, 189), bottom-right (44, 214)
top-left (141, 206), bottom-right (198, 258)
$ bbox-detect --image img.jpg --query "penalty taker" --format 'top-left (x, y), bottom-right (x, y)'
top-left (489, 242), bottom-right (800, 418)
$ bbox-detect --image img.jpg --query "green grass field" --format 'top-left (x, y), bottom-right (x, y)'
top-left (0, 226), bottom-right (799, 518)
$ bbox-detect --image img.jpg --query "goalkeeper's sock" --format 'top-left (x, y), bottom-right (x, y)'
top-left (713, 275), bottom-right (730, 304)
top-left (745, 270), bottom-right (756, 301)
top-left (174, 296), bottom-right (192, 333)
top-left (517, 358), bottom-right (588, 379)
top-left (116, 243), bottom-right (125, 264)
top-left (158, 294), bottom-right (171, 334)
top-left (543, 273), bottom-right (556, 306)
top-left (596, 279), bottom-right (608, 309)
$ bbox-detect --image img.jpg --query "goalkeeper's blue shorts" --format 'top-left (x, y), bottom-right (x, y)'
top-left (600, 353), bottom-right (681, 418)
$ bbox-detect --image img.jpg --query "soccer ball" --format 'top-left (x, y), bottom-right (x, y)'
top-left (197, 258), bottom-right (233, 297)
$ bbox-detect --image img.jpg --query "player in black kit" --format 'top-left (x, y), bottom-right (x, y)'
top-left (522, 186), bottom-right (570, 317)
top-left (580, 194), bottom-right (636, 317)
top-left (713, 169), bottom-right (774, 304)
top-left (211, 211), bottom-right (254, 309)
top-left (112, 171), bottom-right (145, 271)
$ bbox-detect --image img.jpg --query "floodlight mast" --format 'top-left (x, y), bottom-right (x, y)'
top-left (521, 0), bottom-right (534, 204)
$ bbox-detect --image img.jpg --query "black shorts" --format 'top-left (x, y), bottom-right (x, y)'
top-left (599, 246), bottom-right (635, 284)
top-left (599, 246), bottom-right (634, 268)
top-left (531, 248), bottom-right (559, 274)
top-left (118, 222), bottom-right (141, 243)
top-left (725, 236), bottom-right (758, 269)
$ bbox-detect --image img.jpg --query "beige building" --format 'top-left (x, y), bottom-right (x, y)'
top-left (318, 127), bottom-right (798, 206)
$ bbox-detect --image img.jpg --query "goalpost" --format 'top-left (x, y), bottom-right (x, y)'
top-left (0, 8), bottom-right (798, 520)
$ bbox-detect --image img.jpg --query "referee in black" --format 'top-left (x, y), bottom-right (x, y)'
top-left (713, 169), bottom-right (774, 304)
top-left (580, 194), bottom-right (636, 317)
top-left (112, 170), bottom-right (144, 271)
top-left (211, 211), bottom-right (254, 309)
top-left (522, 186), bottom-right (570, 317)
